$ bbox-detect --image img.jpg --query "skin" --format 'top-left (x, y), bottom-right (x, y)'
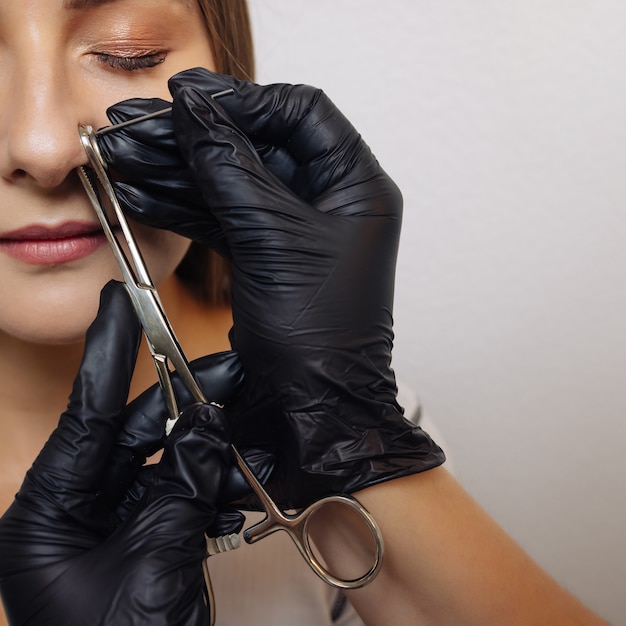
top-left (331, 470), bottom-right (607, 626)
top-left (0, 2), bottom-right (610, 626)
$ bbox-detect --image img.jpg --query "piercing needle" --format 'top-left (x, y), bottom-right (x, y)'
top-left (95, 88), bottom-right (235, 137)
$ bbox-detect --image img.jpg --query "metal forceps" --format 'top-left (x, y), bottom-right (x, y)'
top-left (76, 113), bottom-right (384, 596)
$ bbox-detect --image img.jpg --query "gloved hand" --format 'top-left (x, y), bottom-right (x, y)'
top-left (0, 282), bottom-right (243, 626)
top-left (99, 68), bottom-right (445, 507)
top-left (100, 346), bottom-right (271, 526)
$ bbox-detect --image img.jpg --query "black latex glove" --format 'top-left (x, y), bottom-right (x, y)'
top-left (99, 68), bottom-right (445, 507)
top-left (101, 349), bottom-right (273, 525)
top-left (0, 282), bottom-right (241, 626)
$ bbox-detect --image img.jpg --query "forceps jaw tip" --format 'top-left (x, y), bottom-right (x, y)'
top-left (78, 124), bottom-right (107, 171)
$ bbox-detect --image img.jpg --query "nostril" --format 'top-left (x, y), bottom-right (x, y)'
top-left (12, 169), bottom-right (28, 180)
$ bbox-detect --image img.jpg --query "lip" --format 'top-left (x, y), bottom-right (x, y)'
top-left (0, 221), bottom-right (108, 265)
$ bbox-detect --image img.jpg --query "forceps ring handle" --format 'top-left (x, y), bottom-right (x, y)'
top-left (232, 446), bottom-right (384, 590)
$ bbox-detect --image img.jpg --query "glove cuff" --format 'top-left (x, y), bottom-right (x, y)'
top-left (272, 407), bottom-right (446, 508)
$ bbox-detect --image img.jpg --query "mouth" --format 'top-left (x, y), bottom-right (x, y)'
top-left (0, 221), bottom-right (108, 265)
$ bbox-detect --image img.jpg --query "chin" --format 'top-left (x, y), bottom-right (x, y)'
top-left (7, 319), bottom-right (96, 346)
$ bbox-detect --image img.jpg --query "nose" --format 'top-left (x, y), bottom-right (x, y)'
top-left (0, 61), bottom-right (87, 189)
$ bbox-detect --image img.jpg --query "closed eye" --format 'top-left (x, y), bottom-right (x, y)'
top-left (95, 51), bottom-right (167, 71)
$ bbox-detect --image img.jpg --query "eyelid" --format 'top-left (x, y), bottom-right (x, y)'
top-left (94, 50), bottom-right (168, 71)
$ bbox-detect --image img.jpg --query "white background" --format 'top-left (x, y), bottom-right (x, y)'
top-left (248, 1), bottom-right (626, 623)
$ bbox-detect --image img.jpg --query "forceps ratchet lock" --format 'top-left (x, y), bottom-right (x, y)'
top-left (76, 102), bottom-right (384, 619)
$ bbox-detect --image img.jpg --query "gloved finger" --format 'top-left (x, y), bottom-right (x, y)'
top-left (19, 281), bottom-right (141, 512)
top-left (112, 181), bottom-right (228, 254)
top-left (170, 82), bottom-right (317, 227)
top-left (97, 351), bottom-right (244, 511)
top-left (102, 442), bottom-right (276, 517)
top-left (169, 68), bottom-right (379, 198)
top-left (110, 457), bottom-right (258, 536)
top-left (111, 467), bottom-right (249, 537)
top-left (218, 447), bottom-right (275, 507)
top-left (104, 95), bottom-right (301, 200)
top-left (171, 70), bottom-right (402, 222)
top-left (108, 469), bottom-right (245, 544)
top-left (206, 508), bottom-right (245, 539)
top-left (111, 465), bottom-right (157, 527)
top-left (120, 350), bottom-right (244, 454)
top-left (100, 99), bottom-right (204, 215)
top-left (100, 98), bottom-right (175, 176)
top-left (99, 99), bottom-right (229, 250)
top-left (132, 403), bottom-right (232, 536)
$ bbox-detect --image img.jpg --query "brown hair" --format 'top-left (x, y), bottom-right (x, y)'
top-left (174, 0), bottom-right (255, 305)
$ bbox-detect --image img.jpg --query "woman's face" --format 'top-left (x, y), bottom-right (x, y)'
top-left (0, 0), bottom-right (215, 344)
